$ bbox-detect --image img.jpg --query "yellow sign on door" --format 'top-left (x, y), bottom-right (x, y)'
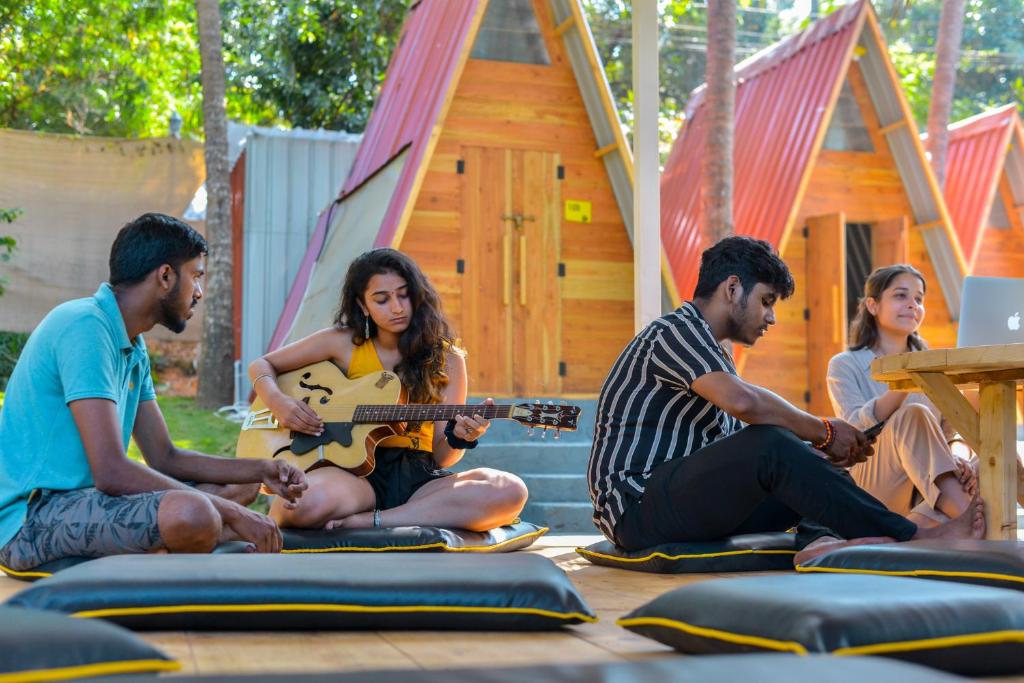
top-left (564, 199), bottom-right (592, 223)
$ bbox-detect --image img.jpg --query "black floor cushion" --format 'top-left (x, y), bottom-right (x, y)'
top-left (5, 552), bottom-right (595, 632)
top-left (796, 539), bottom-right (1024, 591)
top-left (618, 573), bottom-right (1024, 675)
top-left (0, 605), bottom-right (177, 681)
top-left (576, 532), bottom-right (797, 573)
top-left (85, 654), bottom-right (967, 683)
top-left (0, 540), bottom-right (256, 583)
top-left (283, 521), bottom-right (546, 553)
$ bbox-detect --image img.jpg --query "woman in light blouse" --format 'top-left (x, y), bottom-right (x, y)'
top-left (827, 265), bottom-right (976, 527)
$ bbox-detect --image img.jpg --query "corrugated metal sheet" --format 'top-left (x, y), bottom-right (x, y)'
top-left (239, 127), bottom-right (361, 397)
top-left (661, 1), bottom-right (866, 301)
top-left (944, 105), bottom-right (1020, 267)
top-left (340, 0), bottom-right (485, 248)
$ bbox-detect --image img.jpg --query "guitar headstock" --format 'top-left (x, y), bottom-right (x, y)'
top-left (510, 402), bottom-right (581, 432)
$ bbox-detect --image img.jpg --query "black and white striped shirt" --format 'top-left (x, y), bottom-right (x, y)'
top-left (587, 302), bottom-right (743, 538)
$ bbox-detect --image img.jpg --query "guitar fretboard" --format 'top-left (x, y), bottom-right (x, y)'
top-left (352, 405), bottom-right (515, 423)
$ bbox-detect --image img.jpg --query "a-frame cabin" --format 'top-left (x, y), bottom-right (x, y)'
top-left (943, 104), bottom-right (1024, 277)
top-left (660, 0), bottom-right (965, 415)
top-left (271, 0), bottom-right (636, 398)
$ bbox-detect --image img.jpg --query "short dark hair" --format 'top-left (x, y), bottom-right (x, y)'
top-left (109, 213), bottom-right (207, 286)
top-left (693, 236), bottom-right (795, 301)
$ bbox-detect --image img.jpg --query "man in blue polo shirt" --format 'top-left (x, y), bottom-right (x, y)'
top-left (0, 213), bottom-right (307, 572)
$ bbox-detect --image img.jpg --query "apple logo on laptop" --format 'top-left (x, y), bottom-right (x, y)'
top-left (1009, 312), bottom-right (1021, 331)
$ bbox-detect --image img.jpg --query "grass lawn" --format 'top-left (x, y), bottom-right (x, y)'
top-left (0, 391), bottom-right (240, 461)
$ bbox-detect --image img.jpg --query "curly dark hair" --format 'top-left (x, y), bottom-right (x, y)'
top-left (333, 248), bottom-right (456, 404)
top-left (693, 236), bottom-right (795, 302)
top-left (849, 264), bottom-right (928, 352)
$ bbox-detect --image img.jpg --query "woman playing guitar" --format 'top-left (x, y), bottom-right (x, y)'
top-left (248, 249), bottom-right (528, 531)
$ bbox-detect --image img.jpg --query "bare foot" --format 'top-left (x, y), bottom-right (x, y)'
top-left (324, 512), bottom-right (373, 530)
top-left (913, 495), bottom-right (985, 541)
top-left (793, 535), bottom-right (895, 567)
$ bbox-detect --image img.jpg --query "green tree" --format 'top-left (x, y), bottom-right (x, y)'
top-left (221, 0), bottom-right (409, 132)
top-left (0, 0), bottom-right (409, 138)
top-left (0, 208), bottom-right (21, 298)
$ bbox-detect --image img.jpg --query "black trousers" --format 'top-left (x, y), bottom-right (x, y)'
top-left (613, 424), bottom-right (918, 551)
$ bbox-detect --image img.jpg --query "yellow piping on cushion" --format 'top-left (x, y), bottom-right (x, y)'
top-left (578, 547), bottom-right (796, 563)
top-left (282, 527), bottom-right (549, 554)
top-left (0, 658), bottom-right (179, 683)
top-left (795, 565), bottom-right (1024, 585)
top-left (617, 616), bottom-right (808, 654)
top-left (72, 602), bottom-right (596, 622)
top-left (0, 564), bottom-right (51, 579)
top-left (834, 630), bottom-right (1024, 656)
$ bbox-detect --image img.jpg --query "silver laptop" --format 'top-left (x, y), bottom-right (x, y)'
top-left (957, 276), bottom-right (1024, 347)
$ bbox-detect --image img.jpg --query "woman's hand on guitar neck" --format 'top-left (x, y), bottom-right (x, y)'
top-left (269, 395), bottom-right (324, 436)
top-left (452, 397), bottom-right (495, 444)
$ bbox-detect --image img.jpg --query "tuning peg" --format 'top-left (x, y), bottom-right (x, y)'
top-left (527, 427), bottom-right (535, 438)
top-left (540, 428), bottom-right (547, 440)
top-left (547, 400), bottom-right (554, 405)
top-left (553, 429), bottom-right (561, 440)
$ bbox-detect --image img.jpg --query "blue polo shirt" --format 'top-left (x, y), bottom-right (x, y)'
top-left (0, 284), bottom-right (156, 547)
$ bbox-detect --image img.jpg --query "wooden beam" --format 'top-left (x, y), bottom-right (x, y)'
top-left (910, 219), bottom-right (944, 232)
top-left (907, 372), bottom-right (980, 451)
top-left (554, 15), bottom-right (575, 37)
top-left (632, 0), bottom-right (660, 331)
top-left (593, 142), bottom-right (618, 159)
top-left (979, 380), bottom-right (1018, 540)
top-left (877, 119), bottom-right (909, 136)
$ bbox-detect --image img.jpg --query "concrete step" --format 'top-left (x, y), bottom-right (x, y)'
top-left (520, 473), bottom-right (590, 503)
top-left (452, 442), bottom-right (591, 474)
top-left (522, 502), bottom-right (595, 534)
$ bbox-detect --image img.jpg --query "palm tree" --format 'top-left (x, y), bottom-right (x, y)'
top-left (703, 0), bottom-right (736, 247)
top-left (195, 0), bottom-right (235, 408)
top-left (925, 0), bottom-right (967, 188)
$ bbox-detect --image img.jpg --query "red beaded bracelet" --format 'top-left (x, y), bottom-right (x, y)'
top-left (811, 417), bottom-right (834, 451)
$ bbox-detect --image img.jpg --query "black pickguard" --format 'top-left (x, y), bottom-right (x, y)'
top-left (288, 423), bottom-right (354, 455)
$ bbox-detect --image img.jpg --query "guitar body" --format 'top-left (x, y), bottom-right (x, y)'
top-left (237, 361), bottom-right (404, 476)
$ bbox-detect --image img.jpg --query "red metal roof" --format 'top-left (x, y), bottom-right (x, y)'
top-left (943, 104), bottom-right (1020, 266)
top-left (340, 0), bottom-right (484, 248)
top-left (660, 0), bottom-right (867, 300)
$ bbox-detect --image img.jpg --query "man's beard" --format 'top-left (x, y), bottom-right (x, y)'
top-left (727, 296), bottom-right (757, 345)
top-left (159, 281), bottom-right (190, 334)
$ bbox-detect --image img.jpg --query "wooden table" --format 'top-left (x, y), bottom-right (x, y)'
top-left (872, 344), bottom-right (1024, 540)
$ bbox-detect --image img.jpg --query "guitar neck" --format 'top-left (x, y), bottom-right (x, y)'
top-left (352, 405), bottom-right (514, 423)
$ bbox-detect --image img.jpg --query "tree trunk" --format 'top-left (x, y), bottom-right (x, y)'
top-left (926, 0), bottom-right (966, 189)
top-left (703, 0), bottom-right (736, 247)
top-left (195, 0), bottom-right (234, 409)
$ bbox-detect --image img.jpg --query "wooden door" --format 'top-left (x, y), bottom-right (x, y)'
top-left (460, 146), bottom-right (562, 396)
top-left (806, 213), bottom-right (847, 416)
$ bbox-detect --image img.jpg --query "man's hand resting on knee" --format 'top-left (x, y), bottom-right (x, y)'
top-left (213, 498), bottom-right (283, 553)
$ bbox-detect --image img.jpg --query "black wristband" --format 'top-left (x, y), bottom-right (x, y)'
top-left (444, 419), bottom-right (478, 450)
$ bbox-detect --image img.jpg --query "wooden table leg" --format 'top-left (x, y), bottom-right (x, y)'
top-left (979, 381), bottom-right (1018, 540)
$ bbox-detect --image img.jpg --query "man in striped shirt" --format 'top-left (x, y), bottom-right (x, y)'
top-left (588, 237), bottom-right (984, 563)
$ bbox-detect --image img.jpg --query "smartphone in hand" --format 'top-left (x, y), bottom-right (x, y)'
top-left (863, 420), bottom-right (886, 439)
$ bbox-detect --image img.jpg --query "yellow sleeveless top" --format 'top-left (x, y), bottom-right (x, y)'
top-left (347, 340), bottom-right (435, 452)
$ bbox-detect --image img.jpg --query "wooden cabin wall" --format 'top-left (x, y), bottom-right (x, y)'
top-left (740, 61), bottom-right (958, 408)
top-left (973, 173), bottom-right (1024, 278)
top-left (397, 0), bottom-right (634, 396)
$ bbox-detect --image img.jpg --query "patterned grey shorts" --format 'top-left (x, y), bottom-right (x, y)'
top-left (0, 488), bottom-right (166, 571)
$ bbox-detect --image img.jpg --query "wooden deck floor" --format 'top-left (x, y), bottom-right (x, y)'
top-left (1, 535), bottom-right (1022, 680)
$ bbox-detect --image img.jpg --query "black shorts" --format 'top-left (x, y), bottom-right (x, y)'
top-left (366, 447), bottom-right (453, 511)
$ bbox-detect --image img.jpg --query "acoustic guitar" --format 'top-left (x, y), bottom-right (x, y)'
top-left (236, 361), bottom-right (582, 475)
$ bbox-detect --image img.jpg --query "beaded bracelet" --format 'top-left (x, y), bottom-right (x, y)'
top-left (811, 417), bottom-right (835, 451)
top-left (444, 419), bottom-right (478, 450)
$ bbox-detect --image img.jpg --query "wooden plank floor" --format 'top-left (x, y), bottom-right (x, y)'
top-left (1, 535), bottom-right (1022, 680)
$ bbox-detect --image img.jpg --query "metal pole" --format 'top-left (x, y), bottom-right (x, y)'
top-left (632, 0), bottom-right (661, 332)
